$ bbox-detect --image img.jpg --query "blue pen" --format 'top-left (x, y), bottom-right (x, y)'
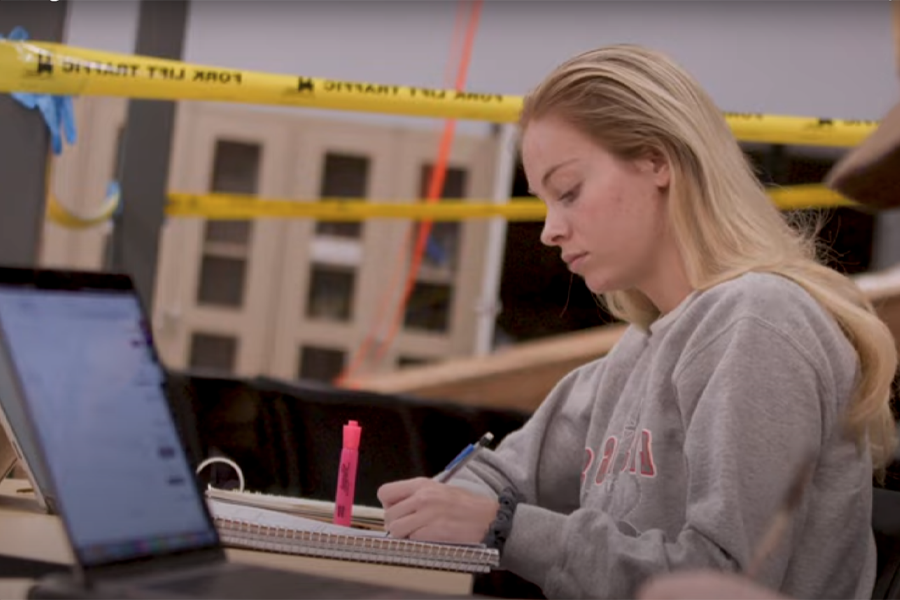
top-left (437, 432), bottom-right (494, 483)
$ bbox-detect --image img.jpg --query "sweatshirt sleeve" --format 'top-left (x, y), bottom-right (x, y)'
top-left (448, 365), bottom-right (596, 514)
top-left (498, 316), bottom-right (829, 599)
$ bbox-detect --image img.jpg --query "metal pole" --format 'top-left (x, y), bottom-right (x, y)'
top-left (871, 210), bottom-right (900, 271)
top-left (474, 124), bottom-right (517, 356)
top-left (109, 0), bottom-right (188, 309)
top-left (0, 1), bottom-right (69, 267)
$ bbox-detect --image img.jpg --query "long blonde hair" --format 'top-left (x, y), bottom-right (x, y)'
top-left (520, 44), bottom-right (898, 471)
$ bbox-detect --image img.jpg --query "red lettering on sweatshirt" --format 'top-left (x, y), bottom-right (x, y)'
top-left (639, 429), bottom-right (656, 477)
top-left (582, 447), bottom-right (595, 483)
top-left (587, 428), bottom-right (657, 486)
top-left (594, 436), bottom-right (618, 485)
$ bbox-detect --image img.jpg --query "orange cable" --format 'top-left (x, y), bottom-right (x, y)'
top-left (335, 0), bottom-right (481, 386)
top-left (369, 0), bottom-right (483, 366)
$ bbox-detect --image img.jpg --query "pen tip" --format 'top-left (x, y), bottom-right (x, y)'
top-left (482, 432), bottom-right (494, 445)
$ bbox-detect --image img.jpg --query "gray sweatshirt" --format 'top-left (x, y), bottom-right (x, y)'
top-left (453, 272), bottom-right (875, 599)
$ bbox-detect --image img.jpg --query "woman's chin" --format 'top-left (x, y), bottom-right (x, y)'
top-left (583, 275), bottom-right (618, 296)
top-left (581, 271), bottom-right (630, 296)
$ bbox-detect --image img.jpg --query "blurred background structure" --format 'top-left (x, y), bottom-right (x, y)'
top-left (3, 0), bottom-right (899, 413)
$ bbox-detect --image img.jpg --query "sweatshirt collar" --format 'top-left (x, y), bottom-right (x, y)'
top-left (648, 288), bottom-right (699, 336)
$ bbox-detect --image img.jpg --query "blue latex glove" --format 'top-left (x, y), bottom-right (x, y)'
top-left (109, 181), bottom-right (123, 217)
top-left (425, 233), bottom-right (449, 267)
top-left (3, 27), bottom-right (77, 155)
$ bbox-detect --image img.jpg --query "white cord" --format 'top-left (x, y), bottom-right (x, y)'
top-left (195, 456), bottom-right (245, 492)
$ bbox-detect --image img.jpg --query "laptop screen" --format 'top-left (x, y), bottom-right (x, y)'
top-left (0, 284), bottom-right (218, 567)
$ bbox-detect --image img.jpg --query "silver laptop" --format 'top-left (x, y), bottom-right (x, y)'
top-left (0, 267), bottom-right (450, 599)
top-left (0, 271), bottom-right (67, 514)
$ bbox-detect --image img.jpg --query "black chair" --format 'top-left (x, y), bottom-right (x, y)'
top-left (404, 397), bottom-right (530, 478)
top-left (164, 370), bottom-right (205, 468)
top-left (254, 376), bottom-right (426, 506)
top-left (165, 371), bottom-right (302, 495)
top-left (253, 376), bottom-right (533, 501)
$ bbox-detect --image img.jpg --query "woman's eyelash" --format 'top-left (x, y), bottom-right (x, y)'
top-left (559, 185), bottom-right (581, 203)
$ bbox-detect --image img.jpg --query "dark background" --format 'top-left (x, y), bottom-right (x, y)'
top-left (496, 144), bottom-right (874, 343)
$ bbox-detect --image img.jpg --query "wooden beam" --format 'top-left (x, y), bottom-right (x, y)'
top-left (352, 268), bottom-right (900, 414)
top-left (894, 0), bottom-right (900, 75)
top-left (349, 325), bottom-right (626, 413)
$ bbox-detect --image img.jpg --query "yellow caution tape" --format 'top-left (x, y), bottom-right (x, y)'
top-left (767, 184), bottom-right (856, 211)
top-left (166, 185), bottom-right (856, 222)
top-left (167, 194), bottom-right (547, 221)
top-left (46, 182), bottom-right (120, 229)
top-left (723, 113), bottom-right (877, 148)
top-left (0, 39), bottom-right (519, 122)
top-left (0, 39), bottom-right (878, 148)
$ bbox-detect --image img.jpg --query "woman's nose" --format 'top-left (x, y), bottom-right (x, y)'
top-left (540, 209), bottom-right (567, 247)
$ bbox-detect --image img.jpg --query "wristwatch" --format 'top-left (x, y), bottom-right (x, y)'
top-left (482, 486), bottom-right (522, 557)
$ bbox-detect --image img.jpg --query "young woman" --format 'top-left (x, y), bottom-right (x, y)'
top-left (378, 44), bottom-right (898, 599)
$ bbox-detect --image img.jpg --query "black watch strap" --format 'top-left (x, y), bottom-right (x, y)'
top-left (483, 486), bottom-right (522, 557)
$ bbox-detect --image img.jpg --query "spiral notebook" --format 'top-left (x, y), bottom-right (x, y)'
top-left (208, 499), bottom-right (500, 574)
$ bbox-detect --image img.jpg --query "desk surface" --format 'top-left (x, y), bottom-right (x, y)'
top-left (0, 478), bottom-right (472, 598)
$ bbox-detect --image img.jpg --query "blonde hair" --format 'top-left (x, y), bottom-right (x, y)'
top-left (520, 44), bottom-right (898, 472)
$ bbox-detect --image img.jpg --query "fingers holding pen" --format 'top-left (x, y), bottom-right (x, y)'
top-left (376, 476), bottom-right (431, 510)
top-left (379, 479), bottom-right (499, 544)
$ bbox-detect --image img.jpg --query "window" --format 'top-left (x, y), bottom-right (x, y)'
top-left (298, 345), bottom-right (346, 383)
top-left (408, 163), bottom-right (463, 329)
top-left (204, 140), bottom-right (260, 245)
top-left (417, 165), bottom-right (469, 271)
top-left (398, 355), bottom-right (433, 368)
top-left (420, 164), bottom-right (468, 198)
top-left (404, 281), bottom-right (452, 333)
top-left (196, 255), bottom-right (246, 307)
top-left (306, 265), bottom-right (356, 321)
top-left (189, 333), bottom-right (238, 372)
top-left (316, 153), bottom-right (370, 238)
top-left (205, 220), bottom-right (252, 246)
top-left (196, 140), bottom-right (260, 308)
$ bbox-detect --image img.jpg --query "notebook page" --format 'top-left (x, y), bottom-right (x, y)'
top-left (207, 498), bottom-right (385, 538)
top-left (206, 488), bottom-right (384, 523)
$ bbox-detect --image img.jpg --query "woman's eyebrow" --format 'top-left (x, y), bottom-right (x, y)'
top-left (540, 158), bottom-right (578, 189)
top-left (528, 158), bottom-right (578, 196)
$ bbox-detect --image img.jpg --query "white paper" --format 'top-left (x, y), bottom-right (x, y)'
top-left (205, 488), bottom-right (385, 523)
top-left (207, 499), bottom-right (386, 538)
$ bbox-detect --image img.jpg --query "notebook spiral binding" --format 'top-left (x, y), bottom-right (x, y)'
top-left (214, 518), bottom-right (499, 574)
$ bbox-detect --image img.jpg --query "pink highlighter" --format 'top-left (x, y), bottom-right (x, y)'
top-left (333, 420), bottom-right (362, 527)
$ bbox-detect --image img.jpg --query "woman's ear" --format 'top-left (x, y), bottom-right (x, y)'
top-left (647, 149), bottom-right (671, 189)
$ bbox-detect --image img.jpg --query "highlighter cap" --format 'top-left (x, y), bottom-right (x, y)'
top-left (343, 420), bottom-right (362, 450)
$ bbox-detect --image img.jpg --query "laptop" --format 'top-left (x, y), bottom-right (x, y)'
top-left (0, 267), bottom-right (456, 599)
top-left (0, 286), bottom-right (57, 512)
